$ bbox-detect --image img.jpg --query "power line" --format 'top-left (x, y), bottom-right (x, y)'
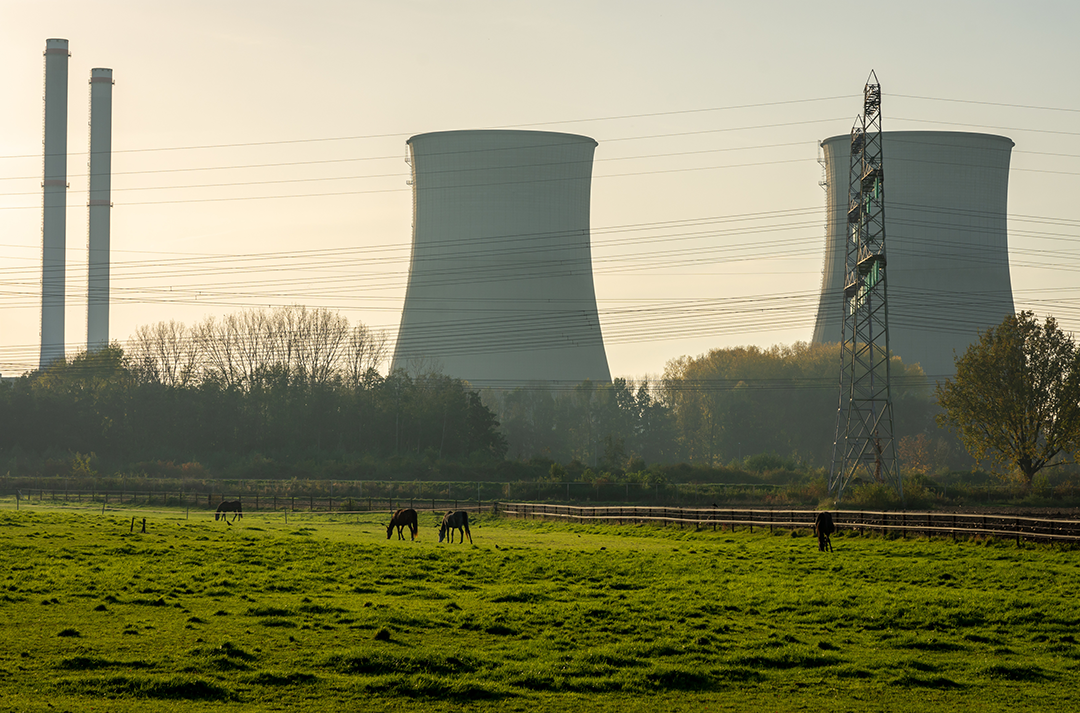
top-left (892, 93), bottom-right (1080, 114)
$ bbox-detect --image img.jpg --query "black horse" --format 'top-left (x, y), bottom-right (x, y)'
top-left (387, 508), bottom-right (419, 541)
top-left (215, 500), bottom-right (243, 524)
top-left (439, 511), bottom-right (472, 544)
top-left (814, 511), bottom-right (835, 552)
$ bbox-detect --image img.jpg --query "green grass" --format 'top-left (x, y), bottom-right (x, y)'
top-left (0, 504), bottom-right (1078, 711)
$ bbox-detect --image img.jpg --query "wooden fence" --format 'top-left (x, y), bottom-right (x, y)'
top-left (496, 503), bottom-right (1080, 544)
top-left (11, 488), bottom-right (484, 515)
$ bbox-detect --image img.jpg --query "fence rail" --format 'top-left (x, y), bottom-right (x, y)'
top-left (9, 488), bottom-right (484, 515)
top-left (496, 503), bottom-right (1080, 544)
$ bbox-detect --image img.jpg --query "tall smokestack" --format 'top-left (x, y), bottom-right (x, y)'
top-left (87, 68), bottom-right (113, 352)
top-left (40, 38), bottom-right (69, 369)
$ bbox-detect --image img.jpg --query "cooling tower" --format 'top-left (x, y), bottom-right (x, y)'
top-left (812, 131), bottom-right (1015, 379)
top-left (391, 130), bottom-right (611, 387)
top-left (40, 39), bottom-right (69, 369)
top-left (87, 68), bottom-right (114, 351)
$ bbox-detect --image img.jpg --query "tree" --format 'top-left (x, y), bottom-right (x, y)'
top-left (936, 311), bottom-right (1080, 484)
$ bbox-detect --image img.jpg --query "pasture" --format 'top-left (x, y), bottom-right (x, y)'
top-left (0, 504), bottom-right (1078, 712)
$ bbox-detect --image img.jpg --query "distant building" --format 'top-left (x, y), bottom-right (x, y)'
top-left (812, 131), bottom-right (1015, 379)
top-left (391, 130), bottom-right (611, 387)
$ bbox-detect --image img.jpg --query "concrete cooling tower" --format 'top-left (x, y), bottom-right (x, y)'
top-left (812, 131), bottom-right (1015, 379)
top-left (391, 130), bottom-right (611, 387)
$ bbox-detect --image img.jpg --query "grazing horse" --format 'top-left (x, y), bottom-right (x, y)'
top-left (439, 511), bottom-right (472, 544)
top-left (814, 510), bottom-right (835, 552)
top-left (215, 500), bottom-right (243, 524)
top-left (386, 508), bottom-right (419, 541)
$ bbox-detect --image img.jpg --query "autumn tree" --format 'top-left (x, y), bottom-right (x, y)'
top-left (660, 342), bottom-right (932, 468)
top-left (936, 311), bottom-right (1080, 484)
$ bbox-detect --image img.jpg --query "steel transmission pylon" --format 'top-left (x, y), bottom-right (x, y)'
top-left (829, 71), bottom-right (901, 503)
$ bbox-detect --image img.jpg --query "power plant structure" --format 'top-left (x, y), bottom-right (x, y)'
top-left (812, 131), bottom-right (1015, 380)
top-left (40, 38), bottom-right (70, 369)
top-left (87, 68), bottom-right (114, 352)
top-left (829, 75), bottom-right (900, 502)
top-left (391, 129), bottom-right (611, 387)
top-left (37, 39), bottom-right (114, 367)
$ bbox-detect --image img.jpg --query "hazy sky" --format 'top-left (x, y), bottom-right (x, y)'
top-left (2, 1), bottom-right (1080, 379)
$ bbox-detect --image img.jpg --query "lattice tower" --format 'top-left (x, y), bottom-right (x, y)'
top-left (830, 72), bottom-right (901, 502)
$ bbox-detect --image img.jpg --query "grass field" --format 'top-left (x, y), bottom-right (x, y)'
top-left (0, 502), bottom-right (1078, 712)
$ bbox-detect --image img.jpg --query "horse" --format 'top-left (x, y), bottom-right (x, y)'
top-left (814, 510), bottom-right (835, 552)
top-left (439, 510), bottom-right (472, 544)
top-left (215, 500), bottom-right (243, 524)
top-left (386, 508), bottom-right (419, 541)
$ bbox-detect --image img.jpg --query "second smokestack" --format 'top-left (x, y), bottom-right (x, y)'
top-left (87, 67), bottom-right (113, 352)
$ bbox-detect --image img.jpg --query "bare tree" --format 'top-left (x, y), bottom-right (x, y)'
top-left (295, 306), bottom-right (350, 386)
top-left (195, 315), bottom-right (242, 388)
top-left (345, 322), bottom-right (389, 386)
top-left (132, 306), bottom-right (385, 390)
top-left (234, 310), bottom-right (275, 386)
top-left (267, 304), bottom-right (301, 377)
top-left (128, 320), bottom-right (199, 386)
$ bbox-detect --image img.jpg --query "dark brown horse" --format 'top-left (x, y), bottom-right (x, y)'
top-left (215, 500), bottom-right (243, 524)
top-left (814, 511), bottom-right (835, 552)
top-left (439, 511), bottom-right (472, 544)
top-left (387, 508), bottom-right (419, 540)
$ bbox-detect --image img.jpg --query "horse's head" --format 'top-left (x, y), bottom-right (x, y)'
top-left (386, 522), bottom-right (393, 539)
top-left (438, 526), bottom-right (446, 543)
top-left (214, 512), bottom-right (220, 521)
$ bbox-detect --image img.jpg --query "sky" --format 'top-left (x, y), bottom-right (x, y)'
top-left (2, 1), bottom-right (1080, 380)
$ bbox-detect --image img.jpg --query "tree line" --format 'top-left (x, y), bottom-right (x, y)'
top-left (0, 305), bottom-right (976, 482)
top-left (484, 341), bottom-right (952, 475)
top-left (0, 307), bottom-right (507, 475)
